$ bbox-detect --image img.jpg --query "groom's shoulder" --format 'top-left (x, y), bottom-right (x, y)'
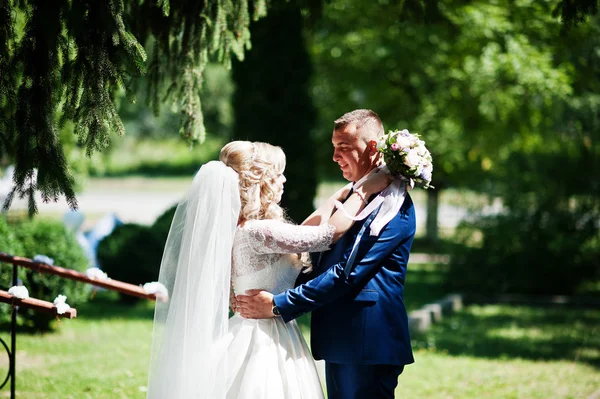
top-left (386, 193), bottom-right (415, 229)
top-left (400, 192), bottom-right (415, 213)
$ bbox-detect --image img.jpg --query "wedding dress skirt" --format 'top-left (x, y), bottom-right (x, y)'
top-left (225, 314), bottom-right (324, 399)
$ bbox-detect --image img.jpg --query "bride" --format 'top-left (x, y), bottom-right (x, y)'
top-left (146, 141), bottom-right (390, 398)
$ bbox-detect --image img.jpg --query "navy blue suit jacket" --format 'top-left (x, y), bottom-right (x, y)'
top-left (273, 193), bottom-right (416, 366)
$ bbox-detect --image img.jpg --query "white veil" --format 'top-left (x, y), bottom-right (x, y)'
top-left (147, 161), bottom-right (240, 399)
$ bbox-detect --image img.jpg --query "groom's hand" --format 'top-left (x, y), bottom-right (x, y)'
top-left (237, 290), bottom-right (275, 319)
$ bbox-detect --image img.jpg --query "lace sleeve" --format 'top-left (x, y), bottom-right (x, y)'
top-left (243, 220), bottom-right (335, 254)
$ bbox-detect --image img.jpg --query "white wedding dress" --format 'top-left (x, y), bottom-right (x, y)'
top-left (226, 219), bottom-right (335, 399)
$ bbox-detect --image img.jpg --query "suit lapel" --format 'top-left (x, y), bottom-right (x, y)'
top-left (343, 203), bottom-right (382, 278)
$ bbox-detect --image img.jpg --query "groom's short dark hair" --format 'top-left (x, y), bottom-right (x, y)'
top-left (334, 109), bottom-right (384, 140)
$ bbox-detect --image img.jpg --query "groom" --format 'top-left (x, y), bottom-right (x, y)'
top-left (237, 109), bottom-right (415, 398)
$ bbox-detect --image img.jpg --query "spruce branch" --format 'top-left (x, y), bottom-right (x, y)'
top-left (3, 0), bottom-right (270, 214)
top-left (6, 0), bottom-right (78, 216)
top-left (0, 0), bottom-right (16, 159)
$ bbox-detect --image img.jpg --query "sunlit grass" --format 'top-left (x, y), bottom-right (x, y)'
top-left (0, 293), bottom-right (154, 398)
top-left (401, 304), bottom-right (600, 398)
top-left (0, 289), bottom-right (598, 398)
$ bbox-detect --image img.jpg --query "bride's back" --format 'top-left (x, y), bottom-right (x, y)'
top-left (231, 219), bottom-right (303, 297)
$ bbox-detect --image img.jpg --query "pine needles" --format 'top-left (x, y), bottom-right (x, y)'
top-left (0, 0), bottom-right (268, 215)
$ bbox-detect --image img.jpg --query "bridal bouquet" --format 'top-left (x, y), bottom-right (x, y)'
top-left (376, 129), bottom-right (434, 189)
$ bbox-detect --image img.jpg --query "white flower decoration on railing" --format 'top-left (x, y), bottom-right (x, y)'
top-left (86, 267), bottom-right (109, 281)
top-left (53, 294), bottom-right (71, 315)
top-left (143, 282), bottom-right (169, 301)
top-left (33, 255), bottom-right (54, 265)
top-left (8, 286), bottom-right (29, 299)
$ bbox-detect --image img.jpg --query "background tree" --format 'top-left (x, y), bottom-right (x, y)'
top-left (0, 0), bottom-right (596, 216)
top-left (232, 2), bottom-right (317, 223)
top-left (309, 0), bottom-right (574, 245)
top-left (447, 11), bottom-right (600, 296)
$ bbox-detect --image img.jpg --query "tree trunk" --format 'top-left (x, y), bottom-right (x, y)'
top-left (426, 188), bottom-right (439, 244)
top-left (232, 3), bottom-right (317, 223)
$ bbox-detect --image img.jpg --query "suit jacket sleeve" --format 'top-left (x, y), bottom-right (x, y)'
top-left (273, 211), bottom-right (412, 323)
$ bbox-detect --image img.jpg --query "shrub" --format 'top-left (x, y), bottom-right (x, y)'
top-left (152, 204), bottom-right (177, 246)
top-left (97, 224), bottom-right (164, 303)
top-left (0, 216), bottom-right (25, 325)
top-left (0, 218), bottom-right (91, 331)
top-left (447, 205), bottom-right (600, 296)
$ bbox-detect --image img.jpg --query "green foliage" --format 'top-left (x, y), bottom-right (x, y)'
top-left (129, 0), bottom-right (267, 145)
top-left (554, 0), bottom-right (599, 32)
top-left (232, 3), bottom-right (317, 222)
top-left (309, 0), bottom-right (597, 245)
top-left (89, 136), bottom-right (224, 177)
top-left (96, 207), bottom-right (176, 304)
top-left (446, 13), bottom-right (600, 296)
top-left (0, 218), bottom-right (91, 331)
top-left (0, 215), bottom-right (23, 255)
top-left (153, 204), bottom-right (177, 240)
top-left (96, 223), bottom-right (163, 303)
top-left (448, 129), bottom-right (599, 295)
top-left (1, 0), bottom-right (268, 215)
top-left (310, 0), bottom-right (572, 186)
top-left (449, 210), bottom-right (599, 296)
top-left (118, 63), bottom-right (235, 141)
top-left (1, 0), bottom-right (597, 217)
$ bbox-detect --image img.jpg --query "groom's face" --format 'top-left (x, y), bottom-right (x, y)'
top-left (332, 125), bottom-right (374, 182)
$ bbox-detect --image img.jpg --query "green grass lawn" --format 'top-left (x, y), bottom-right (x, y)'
top-left (0, 274), bottom-right (598, 398)
top-left (0, 293), bottom-right (155, 398)
top-left (400, 305), bottom-right (600, 398)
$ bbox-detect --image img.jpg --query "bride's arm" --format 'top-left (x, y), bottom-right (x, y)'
top-left (246, 171), bottom-right (391, 253)
top-left (304, 170), bottom-right (391, 242)
top-left (301, 183), bottom-right (352, 227)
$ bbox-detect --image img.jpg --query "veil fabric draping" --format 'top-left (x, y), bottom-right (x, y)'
top-left (146, 161), bottom-right (241, 399)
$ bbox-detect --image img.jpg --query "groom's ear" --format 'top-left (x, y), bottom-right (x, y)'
top-left (368, 140), bottom-right (377, 153)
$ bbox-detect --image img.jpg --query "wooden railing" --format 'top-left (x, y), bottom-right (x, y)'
top-left (0, 253), bottom-right (157, 301)
top-left (0, 251), bottom-right (158, 398)
top-left (0, 290), bottom-right (77, 319)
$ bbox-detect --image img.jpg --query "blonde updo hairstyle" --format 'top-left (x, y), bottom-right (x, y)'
top-left (219, 141), bottom-right (311, 271)
top-left (219, 141), bottom-right (286, 225)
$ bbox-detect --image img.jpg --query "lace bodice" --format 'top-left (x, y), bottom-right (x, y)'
top-left (231, 220), bottom-right (335, 296)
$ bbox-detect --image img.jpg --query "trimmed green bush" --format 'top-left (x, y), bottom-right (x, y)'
top-left (0, 218), bottom-right (91, 331)
top-left (96, 224), bottom-right (164, 303)
top-left (447, 207), bottom-right (600, 296)
top-left (152, 204), bottom-right (177, 246)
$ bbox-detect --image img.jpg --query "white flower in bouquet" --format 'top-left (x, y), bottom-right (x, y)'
top-left (420, 161), bottom-right (433, 182)
top-left (8, 286), bottom-right (29, 299)
top-left (377, 128), bottom-right (434, 189)
top-left (417, 140), bottom-right (427, 156)
top-left (404, 149), bottom-right (421, 169)
top-left (396, 136), bottom-right (412, 149)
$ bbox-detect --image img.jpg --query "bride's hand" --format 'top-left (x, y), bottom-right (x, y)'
top-left (230, 289), bottom-right (238, 313)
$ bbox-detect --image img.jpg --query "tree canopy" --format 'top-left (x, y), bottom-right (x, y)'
top-left (0, 0), bottom-right (266, 214)
top-left (0, 0), bottom-right (597, 214)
